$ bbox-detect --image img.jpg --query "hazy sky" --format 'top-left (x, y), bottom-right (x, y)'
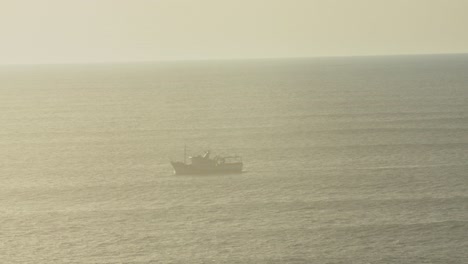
top-left (1, 0), bottom-right (468, 64)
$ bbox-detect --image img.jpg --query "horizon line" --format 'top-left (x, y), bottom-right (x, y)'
top-left (2, 52), bottom-right (468, 66)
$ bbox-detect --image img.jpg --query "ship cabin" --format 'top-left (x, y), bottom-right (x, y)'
top-left (190, 151), bottom-right (242, 166)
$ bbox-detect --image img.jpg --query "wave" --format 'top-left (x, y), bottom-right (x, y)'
top-left (355, 163), bottom-right (468, 171)
top-left (328, 219), bottom-right (468, 232)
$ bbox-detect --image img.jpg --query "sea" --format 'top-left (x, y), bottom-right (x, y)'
top-left (1, 54), bottom-right (467, 263)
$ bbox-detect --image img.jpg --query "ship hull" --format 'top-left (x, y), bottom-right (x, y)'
top-left (171, 161), bottom-right (243, 175)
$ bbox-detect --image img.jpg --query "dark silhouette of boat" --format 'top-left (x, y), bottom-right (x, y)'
top-left (171, 147), bottom-right (243, 175)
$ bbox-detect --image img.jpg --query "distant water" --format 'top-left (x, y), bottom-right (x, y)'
top-left (1, 55), bottom-right (467, 263)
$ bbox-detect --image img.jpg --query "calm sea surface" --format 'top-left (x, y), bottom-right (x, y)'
top-left (1, 55), bottom-right (468, 263)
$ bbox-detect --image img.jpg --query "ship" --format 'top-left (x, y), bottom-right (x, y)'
top-left (171, 147), bottom-right (243, 175)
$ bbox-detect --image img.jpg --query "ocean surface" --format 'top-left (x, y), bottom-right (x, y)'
top-left (1, 55), bottom-right (468, 263)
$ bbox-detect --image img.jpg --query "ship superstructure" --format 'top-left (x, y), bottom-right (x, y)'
top-left (171, 147), bottom-right (243, 175)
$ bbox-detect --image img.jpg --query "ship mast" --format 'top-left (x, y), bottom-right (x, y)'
top-left (184, 144), bottom-right (187, 164)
